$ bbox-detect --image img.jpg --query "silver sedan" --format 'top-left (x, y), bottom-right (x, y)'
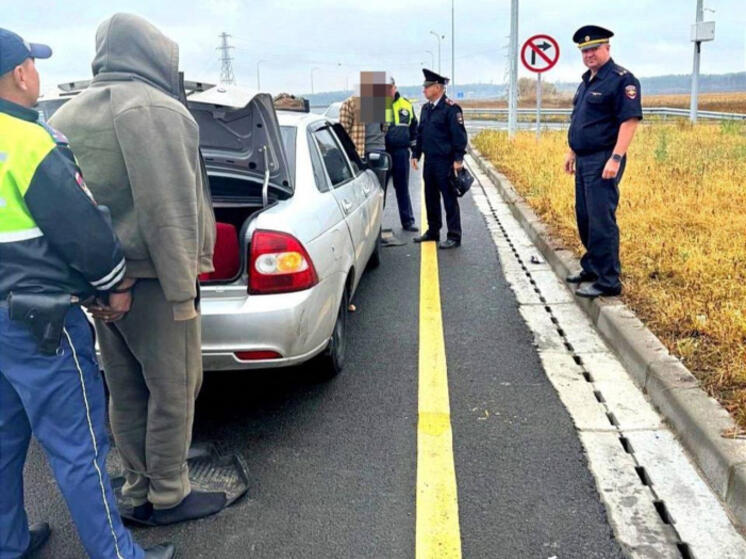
top-left (193, 86), bottom-right (387, 378)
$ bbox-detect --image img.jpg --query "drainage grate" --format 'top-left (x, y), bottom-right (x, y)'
top-left (471, 161), bottom-right (692, 558)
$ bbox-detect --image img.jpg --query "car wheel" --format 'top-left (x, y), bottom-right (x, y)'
top-left (367, 227), bottom-right (382, 270)
top-left (312, 288), bottom-right (348, 380)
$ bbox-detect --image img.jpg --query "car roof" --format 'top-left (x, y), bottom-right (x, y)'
top-left (276, 110), bottom-right (327, 129)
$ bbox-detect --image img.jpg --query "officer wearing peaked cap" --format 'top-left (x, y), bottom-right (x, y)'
top-left (411, 68), bottom-right (468, 249)
top-left (564, 25), bottom-right (642, 298)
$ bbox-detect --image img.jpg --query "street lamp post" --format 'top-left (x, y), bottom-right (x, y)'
top-left (451, 0), bottom-right (455, 91)
top-left (311, 67), bottom-right (320, 95)
top-left (429, 30), bottom-right (443, 73)
top-left (256, 59), bottom-right (265, 90)
top-left (425, 50), bottom-right (435, 69)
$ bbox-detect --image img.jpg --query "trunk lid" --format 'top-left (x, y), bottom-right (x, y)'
top-left (188, 86), bottom-right (293, 198)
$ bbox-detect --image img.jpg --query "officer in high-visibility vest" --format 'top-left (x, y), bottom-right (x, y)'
top-left (385, 77), bottom-right (418, 232)
top-left (0, 28), bottom-right (173, 559)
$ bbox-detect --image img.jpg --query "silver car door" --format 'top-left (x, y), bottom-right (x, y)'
top-left (310, 125), bottom-right (368, 278)
top-left (330, 122), bottom-right (381, 263)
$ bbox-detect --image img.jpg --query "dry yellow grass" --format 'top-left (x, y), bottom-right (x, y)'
top-left (473, 122), bottom-right (746, 428)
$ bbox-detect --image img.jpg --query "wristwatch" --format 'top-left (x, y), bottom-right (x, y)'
top-left (611, 153), bottom-right (623, 162)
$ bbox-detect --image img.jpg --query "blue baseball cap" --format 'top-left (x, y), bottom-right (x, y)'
top-left (0, 28), bottom-right (52, 76)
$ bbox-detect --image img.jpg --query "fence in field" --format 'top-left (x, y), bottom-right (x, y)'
top-left (462, 107), bottom-right (746, 121)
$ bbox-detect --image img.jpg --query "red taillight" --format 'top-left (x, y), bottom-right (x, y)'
top-left (249, 230), bottom-right (319, 295)
top-left (234, 350), bottom-right (282, 361)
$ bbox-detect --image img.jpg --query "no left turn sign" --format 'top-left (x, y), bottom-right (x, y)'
top-left (521, 34), bottom-right (560, 73)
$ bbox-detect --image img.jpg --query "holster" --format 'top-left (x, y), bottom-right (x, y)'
top-left (8, 292), bottom-right (73, 355)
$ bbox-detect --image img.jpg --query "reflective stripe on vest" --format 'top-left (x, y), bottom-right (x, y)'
top-left (0, 226), bottom-right (43, 243)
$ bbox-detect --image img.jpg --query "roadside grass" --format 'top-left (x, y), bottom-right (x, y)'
top-left (473, 123), bottom-right (746, 429)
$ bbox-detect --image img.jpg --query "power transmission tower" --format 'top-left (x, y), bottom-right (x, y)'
top-left (218, 32), bottom-right (235, 85)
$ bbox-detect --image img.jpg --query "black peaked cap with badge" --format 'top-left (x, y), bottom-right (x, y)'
top-left (573, 25), bottom-right (614, 50)
top-left (422, 68), bottom-right (449, 87)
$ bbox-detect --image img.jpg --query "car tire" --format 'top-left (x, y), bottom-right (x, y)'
top-left (312, 287), bottom-right (348, 380)
top-left (367, 227), bottom-right (382, 270)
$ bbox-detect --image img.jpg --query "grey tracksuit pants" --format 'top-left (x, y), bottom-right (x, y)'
top-left (96, 279), bottom-right (202, 509)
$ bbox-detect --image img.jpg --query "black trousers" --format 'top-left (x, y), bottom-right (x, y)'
top-left (387, 147), bottom-right (415, 227)
top-left (574, 149), bottom-right (626, 291)
top-left (423, 156), bottom-right (461, 240)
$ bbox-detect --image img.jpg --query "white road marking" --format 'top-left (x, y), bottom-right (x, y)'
top-left (467, 154), bottom-right (746, 559)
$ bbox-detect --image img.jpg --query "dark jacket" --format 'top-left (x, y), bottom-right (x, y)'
top-left (412, 94), bottom-right (467, 161)
top-left (568, 58), bottom-right (643, 156)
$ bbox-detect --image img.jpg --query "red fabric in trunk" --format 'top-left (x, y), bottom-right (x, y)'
top-left (199, 222), bottom-right (240, 281)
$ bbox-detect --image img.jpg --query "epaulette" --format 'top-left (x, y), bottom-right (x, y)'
top-left (613, 64), bottom-right (628, 76)
top-left (445, 98), bottom-right (456, 106)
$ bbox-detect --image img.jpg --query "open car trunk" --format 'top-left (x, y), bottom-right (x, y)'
top-left (190, 87), bottom-right (293, 284)
top-left (198, 175), bottom-right (268, 284)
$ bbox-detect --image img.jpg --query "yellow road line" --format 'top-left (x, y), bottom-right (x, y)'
top-left (416, 176), bottom-right (462, 559)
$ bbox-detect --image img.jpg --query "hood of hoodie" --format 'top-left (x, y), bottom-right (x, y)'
top-left (91, 13), bottom-right (180, 98)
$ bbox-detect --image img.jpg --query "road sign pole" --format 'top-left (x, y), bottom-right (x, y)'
top-left (508, 0), bottom-right (519, 139)
top-left (536, 72), bottom-right (542, 140)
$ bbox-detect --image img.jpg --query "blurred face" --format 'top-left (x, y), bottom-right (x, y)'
top-left (581, 44), bottom-right (611, 73)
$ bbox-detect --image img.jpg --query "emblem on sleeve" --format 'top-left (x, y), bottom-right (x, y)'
top-left (456, 111), bottom-right (464, 125)
top-left (625, 85), bottom-right (637, 100)
top-left (75, 171), bottom-right (96, 201)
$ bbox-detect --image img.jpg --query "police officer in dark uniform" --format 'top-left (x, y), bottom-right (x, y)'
top-left (565, 25), bottom-right (642, 297)
top-left (412, 68), bottom-right (468, 249)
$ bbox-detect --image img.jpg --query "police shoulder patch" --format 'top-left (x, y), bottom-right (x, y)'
top-left (624, 84), bottom-right (638, 100)
top-left (456, 111), bottom-right (464, 125)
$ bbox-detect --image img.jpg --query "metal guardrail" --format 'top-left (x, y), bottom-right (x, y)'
top-left (462, 107), bottom-right (746, 121)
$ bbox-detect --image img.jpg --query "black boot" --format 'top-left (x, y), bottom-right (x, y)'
top-left (144, 542), bottom-right (176, 559)
top-left (21, 522), bottom-right (50, 558)
top-left (413, 232), bottom-right (438, 243)
top-left (438, 239), bottom-right (461, 249)
top-left (151, 490), bottom-right (227, 525)
top-left (566, 270), bottom-right (597, 283)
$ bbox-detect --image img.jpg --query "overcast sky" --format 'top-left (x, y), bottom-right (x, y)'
top-left (5, 0), bottom-right (746, 96)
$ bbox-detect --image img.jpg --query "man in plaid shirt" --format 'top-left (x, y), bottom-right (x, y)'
top-left (339, 95), bottom-right (366, 158)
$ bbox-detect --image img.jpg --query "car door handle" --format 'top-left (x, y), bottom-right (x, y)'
top-left (362, 184), bottom-right (371, 195)
top-left (342, 199), bottom-right (353, 213)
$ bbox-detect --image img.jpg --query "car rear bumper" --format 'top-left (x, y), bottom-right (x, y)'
top-left (199, 277), bottom-right (339, 371)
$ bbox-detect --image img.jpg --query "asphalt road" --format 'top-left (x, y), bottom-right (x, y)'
top-left (22, 166), bottom-right (624, 558)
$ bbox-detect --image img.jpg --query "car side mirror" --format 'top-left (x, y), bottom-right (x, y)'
top-left (366, 151), bottom-right (391, 172)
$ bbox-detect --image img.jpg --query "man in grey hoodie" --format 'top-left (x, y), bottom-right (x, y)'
top-left (50, 13), bottom-right (221, 526)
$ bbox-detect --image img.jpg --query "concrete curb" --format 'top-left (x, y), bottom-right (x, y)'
top-left (467, 144), bottom-right (746, 527)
